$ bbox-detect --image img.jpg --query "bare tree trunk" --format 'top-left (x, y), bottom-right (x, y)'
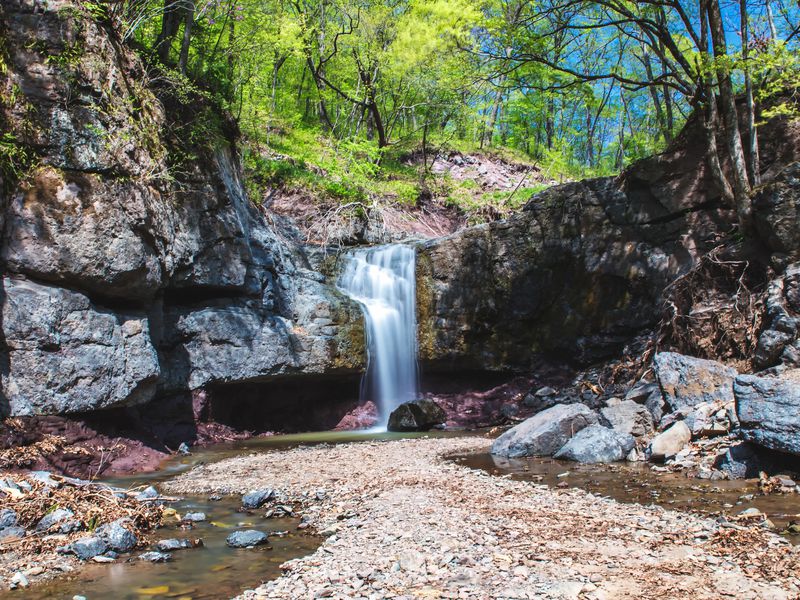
top-left (642, 47), bottom-right (672, 144)
top-left (699, 0), bottom-right (735, 206)
top-left (154, 0), bottom-right (181, 64)
top-left (481, 80), bottom-right (506, 148)
top-left (766, 0), bottom-right (778, 40)
top-left (741, 0), bottom-right (760, 185)
top-left (706, 0), bottom-right (752, 230)
top-left (177, 1), bottom-right (194, 74)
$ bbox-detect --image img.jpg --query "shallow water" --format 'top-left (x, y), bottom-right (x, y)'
top-left (454, 453), bottom-right (800, 539)
top-left (3, 429), bottom-right (467, 599)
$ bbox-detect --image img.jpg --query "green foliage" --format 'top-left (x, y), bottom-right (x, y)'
top-left (0, 133), bottom-right (35, 187)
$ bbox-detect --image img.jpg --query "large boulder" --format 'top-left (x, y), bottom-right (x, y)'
top-left (491, 403), bottom-right (598, 458)
top-left (653, 352), bottom-right (736, 412)
top-left (753, 162), bottom-right (800, 258)
top-left (387, 399), bottom-right (446, 432)
top-left (648, 421), bottom-right (691, 460)
top-left (554, 425), bottom-right (635, 464)
top-left (600, 400), bottom-right (654, 437)
top-left (1, 277), bottom-right (159, 416)
top-left (735, 374), bottom-right (800, 455)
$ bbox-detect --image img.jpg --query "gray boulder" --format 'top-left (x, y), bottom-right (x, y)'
top-left (714, 443), bottom-right (770, 479)
top-left (155, 538), bottom-right (195, 552)
top-left (182, 512), bottom-right (206, 523)
top-left (554, 425), bottom-right (635, 464)
top-left (491, 403), bottom-right (598, 458)
top-left (0, 509), bottom-right (18, 530)
top-left (754, 329), bottom-right (793, 369)
top-left (1, 278), bottom-right (159, 415)
top-left (69, 536), bottom-right (108, 561)
top-left (649, 421), bottom-right (691, 460)
top-left (242, 489), bottom-right (274, 509)
top-left (226, 530), bottom-right (269, 548)
top-left (600, 400), bottom-right (654, 437)
top-left (387, 399), bottom-right (446, 432)
top-left (0, 527), bottom-right (25, 541)
top-left (735, 374), bottom-right (800, 455)
top-left (96, 518), bottom-right (137, 552)
top-left (653, 352), bottom-right (736, 412)
top-left (139, 551), bottom-right (172, 562)
top-left (35, 508), bottom-right (74, 532)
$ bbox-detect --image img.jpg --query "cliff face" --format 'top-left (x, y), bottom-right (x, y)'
top-left (416, 108), bottom-right (800, 371)
top-left (0, 0), bottom-right (364, 419)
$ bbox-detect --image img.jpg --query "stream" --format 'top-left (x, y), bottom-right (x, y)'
top-left (454, 452), bottom-right (800, 539)
top-left (2, 430), bottom-right (462, 600)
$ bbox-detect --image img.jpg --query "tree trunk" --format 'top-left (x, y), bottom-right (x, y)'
top-left (481, 80), bottom-right (506, 148)
top-left (642, 47), bottom-right (671, 144)
top-left (177, 2), bottom-right (194, 74)
top-left (706, 0), bottom-right (752, 230)
top-left (741, 0), bottom-right (760, 185)
top-left (699, 0), bottom-right (735, 206)
top-left (154, 0), bottom-right (181, 64)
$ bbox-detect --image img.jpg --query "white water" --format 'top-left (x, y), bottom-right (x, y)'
top-left (338, 244), bottom-right (419, 427)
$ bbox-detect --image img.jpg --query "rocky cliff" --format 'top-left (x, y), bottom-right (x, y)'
top-left (0, 0), bottom-right (364, 424)
top-left (417, 107), bottom-right (800, 371)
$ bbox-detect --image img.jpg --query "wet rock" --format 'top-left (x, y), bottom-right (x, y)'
top-left (135, 486), bottom-right (159, 501)
top-left (754, 329), bottom-right (793, 369)
top-left (0, 527), bottom-right (26, 541)
top-left (387, 399), bottom-right (446, 432)
top-left (491, 403), bottom-right (598, 458)
top-left (554, 425), bottom-right (635, 463)
top-left (182, 512), bottom-right (206, 522)
top-left (0, 509), bottom-right (18, 530)
top-left (226, 530), bottom-right (269, 548)
top-left (35, 508), bottom-right (74, 532)
top-left (600, 400), bottom-right (654, 437)
top-left (69, 536), bottom-right (108, 561)
top-left (178, 442), bottom-right (191, 455)
top-left (139, 551), bottom-right (172, 562)
top-left (96, 518), bottom-right (137, 552)
top-left (242, 489), bottom-right (274, 509)
top-left (735, 373), bottom-right (800, 455)
top-left (648, 421), bottom-right (691, 460)
top-left (653, 352), bottom-right (736, 412)
top-left (155, 538), bottom-right (196, 552)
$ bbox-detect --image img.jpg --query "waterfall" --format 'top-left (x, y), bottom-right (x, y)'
top-left (338, 244), bottom-right (419, 428)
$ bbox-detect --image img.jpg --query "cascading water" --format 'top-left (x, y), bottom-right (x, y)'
top-left (338, 244), bottom-right (419, 428)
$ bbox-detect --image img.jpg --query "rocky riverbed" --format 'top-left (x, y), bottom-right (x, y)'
top-left (165, 436), bottom-right (800, 599)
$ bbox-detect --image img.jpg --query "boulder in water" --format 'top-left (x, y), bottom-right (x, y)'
top-left (735, 373), bottom-right (800, 455)
top-left (387, 399), bottom-right (446, 432)
top-left (554, 425), bottom-right (635, 463)
top-left (226, 530), bottom-right (269, 548)
top-left (491, 403), bottom-right (598, 458)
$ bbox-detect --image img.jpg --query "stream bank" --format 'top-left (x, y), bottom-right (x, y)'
top-left (165, 436), bottom-right (800, 600)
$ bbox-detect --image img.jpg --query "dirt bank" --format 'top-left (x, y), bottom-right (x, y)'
top-left (164, 436), bottom-right (800, 599)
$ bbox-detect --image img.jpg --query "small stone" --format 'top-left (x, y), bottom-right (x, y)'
top-left (36, 508), bottom-right (74, 532)
top-left (96, 518), bottom-right (137, 552)
top-left (155, 538), bottom-right (197, 551)
top-left (139, 551), bottom-right (172, 562)
top-left (135, 486), bottom-right (159, 501)
top-left (226, 530), bottom-right (269, 548)
top-left (242, 489), bottom-right (274, 509)
top-left (91, 555), bottom-right (116, 563)
top-left (182, 512), bottom-right (207, 522)
top-left (70, 536), bottom-right (108, 561)
top-left (28, 471), bottom-right (59, 488)
top-left (649, 421), bottom-right (691, 460)
top-left (10, 572), bottom-right (29, 588)
top-left (178, 442), bottom-right (191, 455)
top-left (0, 526), bottom-right (25, 541)
top-left (0, 509), bottom-right (18, 529)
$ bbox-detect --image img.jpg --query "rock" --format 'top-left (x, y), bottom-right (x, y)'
top-left (624, 382), bottom-right (659, 404)
top-left (0, 509), bottom-right (18, 530)
top-left (178, 442), bottom-right (191, 455)
top-left (96, 518), bottom-right (137, 552)
top-left (600, 400), bottom-right (654, 437)
top-left (754, 329), bottom-right (793, 369)
top-left (683, 401), bottom-right (731, 438)
top-left (10, 572), bottom-right (28, 589)
top-left (554, 425), bottom-right (635, 463)
top-left (534, 386), bottom-right (557, 397)
top-left (139, 551), bottom-right (172, 562)
top-left (135, 486), bottom-right (159, 501)
top-left (242, 489), bottom-right (274, 509)
top-left (644, 388), bottom-right (666, 424)
top-left (387, 399), bottom-right (446, 432)
top-left (753, 162), bottom-right (800, 258)
top-left (155, 538), bottom-right (196, 552)
top-left (226, 530), bottom-right (269, 548)
top-left (521, 391), bottom-right (561, 414)
top-left (69, 536), bottom-right (108, 561)
top-left (653, 352), bottom-right (736, 412)
top-left (35, 508), bottom-right (74, 532)
top-left (28, 471), bottom-right (60, 487)
top-left (648, 421), bottom-right (692, 460)
top-left (0, 527), bottom-right (26, 541)
top-left (491, 404), bottom-right (599, 458)
top-left (735, 374), bottom-right (800, 455)
top-left (182, 512), bottom-right (206, 522)
top-left (714, 443), bottom-right (768, 479)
